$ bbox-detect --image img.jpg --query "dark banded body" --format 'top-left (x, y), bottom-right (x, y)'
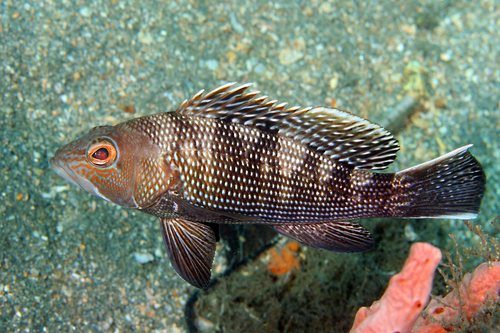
top-left (125, 114), bottom-right (398, 224)
top-left (50, 83), bottom-right (486, 289)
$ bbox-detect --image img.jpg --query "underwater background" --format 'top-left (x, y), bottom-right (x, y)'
top-left (1, 0), bottom-right (499, 332)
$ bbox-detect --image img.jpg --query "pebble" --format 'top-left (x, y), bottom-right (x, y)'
top-left (168, 324), bottom-right (182, 333)
top-left (329, 75), bottom-right (339, 90)
top-left (404, 224), bottom-right (418, 241)
top-left (440, 51), bottom-right (452, 62)
top-left (230, 14), bottom-right (245, 34)
top-left (99, 316), bottom-right (114, 331)
top-left (464, 68), bottom-right (474, 81)
top-left (204, 59), bottom-right (219, 71)
top-left (61, 285), bottom-right (73, 297)
top-left (450, 13), bottom-right (464, 30)
top-left (138, 32), bottom-right (154, 45)
top-left (278, 38), bottom-right (305, 65)
top-left (41, 192), bottom-right (54, 199)
top-left (30, 268), bottom-right (40, 278)
top-left (196, 13), bottom-right (207, 24)
top-left (50, 269), bottom-right (63, 281)
top-left (254, 63), bottom-right (266, 74)
top-left (195, 316), bottom-right (215, 332)
top-left (54, 82), bottom-right (63, 94)
top-left (134, 252), bottom-right (155, 264)
top-left (319, 3), bottom-right (333, 14)
top-left (54, 185), bottom-right (70, 193)
top-left (79, 7), bottom-right (92, 18)
top-left (434, 99), bottom-right (446, 108)
top-left (278, 48), bottom-right (303, 65)
top-left (401, 24), bottom-right (417, 36)
top-left (154, 248), bottom-right (163, 258)
top-left (410, 113), bottom-right (428, 129)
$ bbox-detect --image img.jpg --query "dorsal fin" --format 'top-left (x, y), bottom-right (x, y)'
top-left (176, 83), bottom-right (399, 170)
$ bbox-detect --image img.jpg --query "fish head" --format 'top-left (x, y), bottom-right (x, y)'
top-left (50, 124), bottom-right (146, 208)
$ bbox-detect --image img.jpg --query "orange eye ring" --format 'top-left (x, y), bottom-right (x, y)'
top-left (88, 141), bottom-right (117, 166)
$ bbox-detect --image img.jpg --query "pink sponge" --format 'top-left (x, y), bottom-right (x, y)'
top-left (412, 261), bottom-right (500, 332)
top-left (350, 241), bottom-right (500, 333)
top-left (350, 242), bottom-right (442, 333)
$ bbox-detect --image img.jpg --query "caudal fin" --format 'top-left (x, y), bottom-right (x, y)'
top-left (396, 145), bottom-right (486, 219)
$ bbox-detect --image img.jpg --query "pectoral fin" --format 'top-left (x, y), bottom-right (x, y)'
top-left (271, 222), bottom-right (374, 253)
top-left (159, 218), bottom-right (216, 289)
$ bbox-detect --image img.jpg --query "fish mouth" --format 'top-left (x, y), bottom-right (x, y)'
top-left (49, 157), bottom-right (108, 201)
top-left (49, 157), bottom-right (80, 188)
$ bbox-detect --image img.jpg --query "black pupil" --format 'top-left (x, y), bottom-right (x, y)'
top-left (92, 148), bottom-right (109, 160)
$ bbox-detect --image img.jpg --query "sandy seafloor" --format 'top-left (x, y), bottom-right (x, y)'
top-left (1, 0), bottom-right (499, 332)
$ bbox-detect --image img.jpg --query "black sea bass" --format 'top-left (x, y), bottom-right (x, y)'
top-left (50, 83), bottom-right (486, 288)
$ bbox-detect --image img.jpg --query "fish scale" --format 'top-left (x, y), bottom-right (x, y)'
top-left (50, 82), bottom-right (486, 289)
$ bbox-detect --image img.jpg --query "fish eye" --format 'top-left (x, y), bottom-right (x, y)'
top-left (88, 140), bottom-right (117, 166)
top-left (92, 148), bottom-right (109, 160)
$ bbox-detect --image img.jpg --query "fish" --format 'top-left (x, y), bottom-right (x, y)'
top-left (50, 83), bottom-right (486, 289)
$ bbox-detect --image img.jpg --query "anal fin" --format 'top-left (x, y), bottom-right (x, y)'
top-left (271, 222), bottom-right (374, 253)
top-left (160, 218), bottom-right (216, 289)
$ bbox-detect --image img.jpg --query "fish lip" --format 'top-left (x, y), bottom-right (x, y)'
top-left (49, 157), bottom-right (80, 188)
top-left (49, 157), bottom-right (109, 201)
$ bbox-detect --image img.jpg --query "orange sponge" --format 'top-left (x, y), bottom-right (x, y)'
top-left (267, 242), bottom-right (300, 277)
